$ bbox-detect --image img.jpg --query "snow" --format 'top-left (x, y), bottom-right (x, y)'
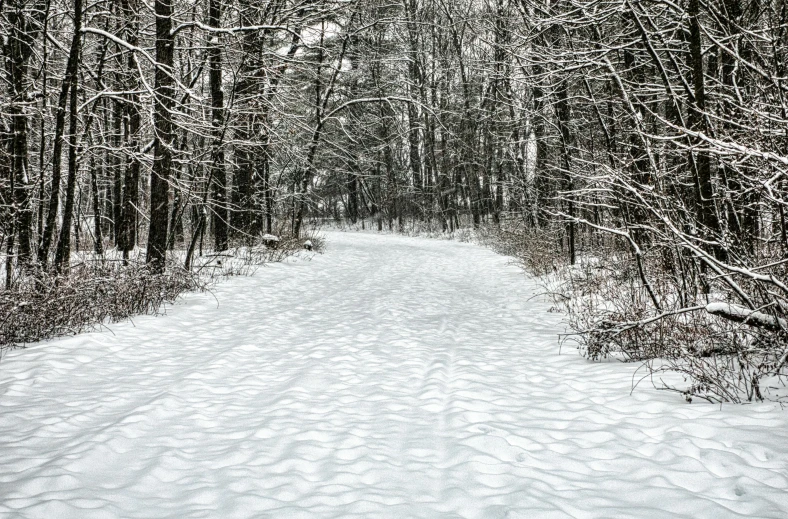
top-left (1, 231), bottom-right (787, 518)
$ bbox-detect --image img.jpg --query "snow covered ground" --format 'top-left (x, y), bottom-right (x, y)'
top-left (1, 231), bottom-right (787, 518)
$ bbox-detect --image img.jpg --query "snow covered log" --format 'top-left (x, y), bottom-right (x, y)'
top-left (705, 303), bottom-right (787, 332)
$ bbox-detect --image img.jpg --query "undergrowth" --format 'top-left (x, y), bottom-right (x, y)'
top-left (1, 260), bottom-right (201, 352)
top-left (1, 229), bottom-right (323, 354)
top-left (476, 221), bottom-right (788, 404)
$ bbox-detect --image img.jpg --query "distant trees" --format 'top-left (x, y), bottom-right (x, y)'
top-left (1, 0), bottom-right (786, 350)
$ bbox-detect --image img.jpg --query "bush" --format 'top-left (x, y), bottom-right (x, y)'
top-left (478, 222), bottom-right (788, 403)
top-left (476, 221), bottom-right (568, 276)
top-left (1, 261), bottom-right (201, 352)
top-left (1, 227), bottom-right (324, 356)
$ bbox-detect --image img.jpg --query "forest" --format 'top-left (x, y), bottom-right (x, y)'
top-left (2, 0), bottom-right (788, 402)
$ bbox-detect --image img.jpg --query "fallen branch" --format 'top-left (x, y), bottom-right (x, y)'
top-left (705, 302), bottom-right (787, 332)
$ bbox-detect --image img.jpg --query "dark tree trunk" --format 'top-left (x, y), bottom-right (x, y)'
top-left (555, 78), bottom-right (576, 265)
top-left (90, 155), bottom-right (104, 255)
top-left (118, 0), bottom-right (142, 259)
top-left (688, 0), bottom-right (725, 261)
top-left (263, 155), bottom-right (273, 234)
top-left (110, 101), bottom-right (122, 243)
top-left (209, 0), bottom-right (228, 251)
top-left (53, 0), bottom-right (84, 272)
top-left (347, 172), bottom-right (359, 223)
top-left (39, 0), bottom-right (82, 267)
top-left (36, 0), bottom-right (51, 246)
top-left (404, 0), bottom-right (422, 199)
top-left (146, 0), bottom-right (175, 272)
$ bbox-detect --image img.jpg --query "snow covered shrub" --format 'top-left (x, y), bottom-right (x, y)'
top-left (262, 229), bottom-right (324, 262)
top-left (454, 227), bottom-right (475, 243)
top-left (485, 219), bottom-right (788, 403)
top-left (554, 241), bottom-right (788, 403)
top-left (476, 221), bottom-right (567, 276)
top-left (0, 261), bottom-right (201, 351)
top-left (303, 232), bottom-right (325, 252)
top-left (192, 228), bottom-right (325, 277)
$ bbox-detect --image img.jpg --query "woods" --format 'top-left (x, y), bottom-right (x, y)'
top-left (1, 0), bottom-right (787, 401)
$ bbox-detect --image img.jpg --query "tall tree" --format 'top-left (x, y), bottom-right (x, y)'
top-left (117, 0), bottom-right (143, 261)
top-left (53, 0), bottom-right (85, 272)
top-left (208, 0), bottom-right (228, 251)
top-left (2, 0), bottom-right (47, 284)
top-left (146, 0), bottom-right (175, 272)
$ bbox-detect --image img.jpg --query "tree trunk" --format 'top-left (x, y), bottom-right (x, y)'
top-left (53, 0), bottom-right (84, 272)
top-left (209, 0), bottom-right (228, 252)
top-left (146, 0), bottom-right (175, 272)
top-left (110, 101), bottom-right (122, 243)
top-left (39, 0), bottom-right (82, 267)
top-left (90, 154), bottom-right (104, 255)
top-left (118, 0), bottom-right (142, 259)
top-left (555, 78), bottom-right (576, 265)
top-left (688, 0), bottom-right (725, 261)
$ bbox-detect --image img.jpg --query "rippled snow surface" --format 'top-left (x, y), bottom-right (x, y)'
top-left (1, 232), bottom-right (787, 518)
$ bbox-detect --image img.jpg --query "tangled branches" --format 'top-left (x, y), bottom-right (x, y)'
top-left (0, 261), bottom-right (201, 352)
top-left (483, 221), bottom-right (788, 403)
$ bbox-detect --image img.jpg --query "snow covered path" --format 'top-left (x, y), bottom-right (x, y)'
top-left (2, 232), bottom-right (788, 518)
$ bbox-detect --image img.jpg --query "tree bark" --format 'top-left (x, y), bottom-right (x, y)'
top-left (688, 0), bottom-right (725, 261)
top-left (39, 0), bottom-right (82, 267)
top-left (209, 0), bottom-right (228, 252)
top-left (146, 0), bottom-right (175, 272)
top-left (3, 0), bottom-right (46, 273)
top-left (118, 0), bottom-right (142, 260)
top-left (53, 0), bottom-right (84, 272)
